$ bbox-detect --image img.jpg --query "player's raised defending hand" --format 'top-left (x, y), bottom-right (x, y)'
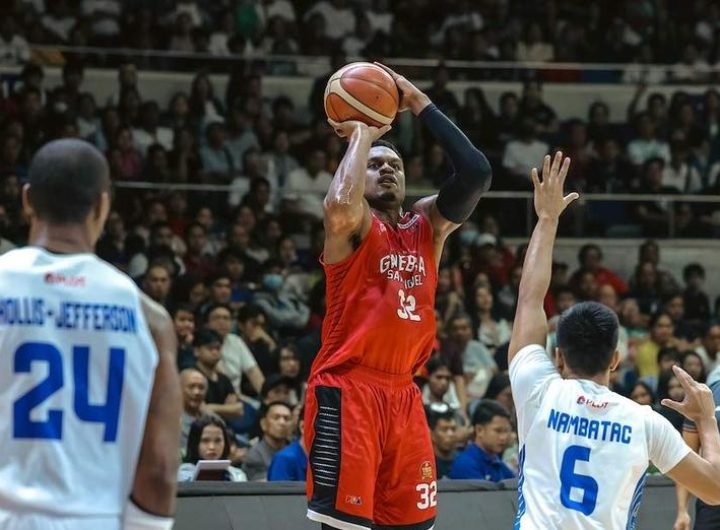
top-left (531, 151), bottom-right (579, 221)
top-left (373, 63), bottom-right (431, 115)
top-left (661, 365), bottom-right (718, 425)
top-left (327, 119), bottom-right (391, 141)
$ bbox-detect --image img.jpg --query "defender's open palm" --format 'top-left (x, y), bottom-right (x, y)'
top-left (531, 151), bottom-right (578, 220)
top-left (661, 365), bottom-right (716, 424)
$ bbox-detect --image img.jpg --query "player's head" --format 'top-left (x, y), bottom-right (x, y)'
top-left (179, 368), bottom-right (207, 414)
top-left (365, 140), bottom-right (405, 212)
top-left (555, 301), bottom-right (620, 378)
top-left (24, 139), bottom-right (111, 244)
top-left (425, 403), bottom-right (457, 453)
top-left (186, 416), bottom-right (230, 463)
top-left (471, 400), bottom-right (512, 456)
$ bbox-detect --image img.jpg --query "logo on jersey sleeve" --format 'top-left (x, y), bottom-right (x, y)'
top-left (420, 460), bottom-right (434, 480)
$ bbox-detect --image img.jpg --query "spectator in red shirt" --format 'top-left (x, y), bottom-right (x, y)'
top-left (570, 243), bottom-right (628, 296)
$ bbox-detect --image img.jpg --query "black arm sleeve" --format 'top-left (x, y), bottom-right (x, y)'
top-left (418, 103), bottom-right (493, 223)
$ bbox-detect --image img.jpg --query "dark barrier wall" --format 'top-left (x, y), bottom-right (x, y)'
top-left (175, 476), bottom-right (691, 529)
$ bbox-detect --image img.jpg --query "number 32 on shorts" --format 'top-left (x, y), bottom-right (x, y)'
top-left (397, 289), bottom-right (421, 321)
top-left (416, 481), bottom-right (437, 509)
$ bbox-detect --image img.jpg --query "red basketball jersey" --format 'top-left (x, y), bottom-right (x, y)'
top-left (310, 210), bottom-right (438, 378)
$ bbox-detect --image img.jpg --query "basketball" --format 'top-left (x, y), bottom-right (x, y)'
top-left (324, 62), bottom-right (400, 128)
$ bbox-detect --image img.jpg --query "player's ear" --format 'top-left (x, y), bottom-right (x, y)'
top-left (21, 183), bottom-right (34, 218)
top-left (95, 191), bottom-right (111, 225)
top-left (609, 350), bottom-right (620, 372)
top-left (554, 347), bottom-right (564, 372)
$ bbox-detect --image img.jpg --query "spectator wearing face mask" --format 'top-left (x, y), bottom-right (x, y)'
top-left (254, 260), bottom-right (310, 336)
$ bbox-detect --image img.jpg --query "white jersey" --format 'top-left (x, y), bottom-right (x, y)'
top-left (0, 248), bottom-right (158, 529)
top-left (509, 344), bottom-right (690, 530)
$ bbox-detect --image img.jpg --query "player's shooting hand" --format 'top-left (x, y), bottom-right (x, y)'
top-left (672, 511), bottom-right (691, 530)
top-left (661, 365), bottom-right (716, 424)
top-left (531, 151), bottom-right (578, 221)
top-left (327, 119), bottom-right (391, 142)
top-left (373, 62), bottom-right (431, 115)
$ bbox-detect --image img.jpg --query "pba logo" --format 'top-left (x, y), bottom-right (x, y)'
top-left (345, 495), bottom-right (362, 506)
top-left (44, 272), bottom-right (86, 287)
top-left (420, 461), bottom-right (434, 480)
top-left (576, 395), bottom-right (609, 410)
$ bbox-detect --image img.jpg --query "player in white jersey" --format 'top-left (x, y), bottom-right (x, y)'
top-left (0, 139), bottom-right (181, 530)
top-left (508, 151), bottom-right (720, 530)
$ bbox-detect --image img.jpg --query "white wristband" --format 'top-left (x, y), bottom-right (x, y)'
top-left (123, 499), bottom-right (175, 530)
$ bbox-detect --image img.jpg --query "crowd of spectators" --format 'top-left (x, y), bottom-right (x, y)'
top-left (5, 0), bottom-right (720, 79)
top-left (1, 4), bottom-right (720, 483)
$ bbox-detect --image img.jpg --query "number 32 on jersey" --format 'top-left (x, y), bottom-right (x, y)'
top-left (397, 289), bottom-right (421, 321)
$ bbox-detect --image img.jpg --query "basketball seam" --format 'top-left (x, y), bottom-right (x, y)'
top-left (340, 74), bottom-right (399, 105)
top-left (329, 80), bottom-right (394, 125)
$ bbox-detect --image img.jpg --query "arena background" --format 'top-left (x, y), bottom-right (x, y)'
top-left (2, 1), bottom-right (720, 528)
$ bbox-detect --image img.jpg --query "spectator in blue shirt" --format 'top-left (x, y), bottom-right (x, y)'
top-left (268, 406), bottom-right (307, 481)
top-left (449, 399), bottom-right (515, 481)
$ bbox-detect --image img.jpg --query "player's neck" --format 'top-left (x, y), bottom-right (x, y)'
top-left (565, 371), bottom-right (610, 387)
top-left (29, 222), bottom-right (96, 254)
top-left (371, 207), bottom-right (402, 227)
top-left (264, 435), bottom-right (287, 450)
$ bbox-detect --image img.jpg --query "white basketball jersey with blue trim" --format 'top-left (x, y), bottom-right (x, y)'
top-left (509, 344), bottom-right (689, 530)
top-left (0, 248), bottom-right (158, 527)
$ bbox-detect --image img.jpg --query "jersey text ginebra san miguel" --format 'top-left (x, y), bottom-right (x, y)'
top-left (311, 211), bottom-right (438, 378)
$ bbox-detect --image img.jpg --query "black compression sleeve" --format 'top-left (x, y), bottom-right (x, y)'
top-left (418, 103), bottom-right (492, 223)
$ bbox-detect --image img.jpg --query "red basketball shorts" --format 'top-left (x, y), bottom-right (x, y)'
top-left (304, 365), bottom-right (437, 530)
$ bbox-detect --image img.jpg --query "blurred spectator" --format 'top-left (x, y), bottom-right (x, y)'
top-left (422, 356), bottom-right (463, 415)
top-left (516, 22), bottom-right (554, 62)
top-left (254, 261), bottom-right (310, 334)
top-left (174, 305), bottom-right (196, 370)
top-left (179, 368), bottom-right (221, 452)
top-left (635, 312), bottom-right (676, 383)
top-left (683, 263), bottom-right (711, 323)
top-left (449, 400), bottom-right (515, 481)
top-left (41, 0), bottom-right (75, 42)
top-left (501, 117), bottom-right (549, 189)
top-left (518, 81), bottom-right (557, 133)
top-left (425, 403), bottom-right (459, 479)
top-left (682, 350), bottom-right (707, 382)
top-left (267, 407), bottom-right (307, 481)
top-left (570, 244), bottom-right (628, 296)
top-left (627, 113), bottom-right (671, 167)
top-left (237, 303), bottom-right (277, 377)
top-left (142, 264), bottom-right (173, 307)
top-left (200, 121), bottom-right (235, 182)
top-left (443, 313), bottom-right (496, 402)
top-left (0, 16), bottom-right (30, 65)
top-left (178, 416), bottom-right (247, 482)
top-left (424, 65), bottom-right (460, 120)
top-left (243, 401), bottom-right (293, 481)
top-left (305, 0), bottom-right (356, 41)
top-left (470, 285), bottom-right (511, 359)
top-left (275, 343), bottom-right (305, 406)
top-left (192, 329), bottom-right (245, 422)
top-left (696, 324), bottom-right (720, 373)
top-left (133, 101), bottom-right (174, 155)
top-left (282, 149), bottom-right (332, 221)
top-left (204, 303), bottom-right (265, 396)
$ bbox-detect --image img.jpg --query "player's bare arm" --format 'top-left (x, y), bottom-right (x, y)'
top-left (377, 64), bottom-right (493, 262)
top-left (508, 152), bottom-right (577, 365)
top-left (673, 428), bottom-right (700, 530)
top-left (129, 293), bottom-right (182, 522)
top-left (662, 365), bottom-right (720, 505)
top-left (323, 120), bottom-right (390, 264)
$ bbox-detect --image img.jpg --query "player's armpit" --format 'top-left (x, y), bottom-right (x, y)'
top-left (666, 451), bottom-right (720, 506)
top-left (132, 295), bottom-right (181, 517)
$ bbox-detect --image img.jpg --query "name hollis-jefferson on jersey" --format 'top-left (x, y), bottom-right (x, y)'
top-left (0, 297), bottom-right (137, 333)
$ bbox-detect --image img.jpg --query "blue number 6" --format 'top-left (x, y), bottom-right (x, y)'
top-left (13, 342), bottom-right (125, 442)
top-left (560, 445), bottom-right (598, 515)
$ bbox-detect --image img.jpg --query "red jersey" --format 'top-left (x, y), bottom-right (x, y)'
top-left (311, 210), bottom-right (438, 378)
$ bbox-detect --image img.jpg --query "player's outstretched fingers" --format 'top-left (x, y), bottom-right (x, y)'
top-left (559, 156), bottom-right (571, 182)
top-left (551, 150), bottom-right (563, 179)
top-left (531, 167), bottom-right (541, 190)
top-left (563, 191), bottom-right (580, 207)
top-left (542, 154), bottom-right (551, 180)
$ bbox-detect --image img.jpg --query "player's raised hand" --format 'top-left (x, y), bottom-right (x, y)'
top-left (373, 62), bottom-right (431, 115)
top-left (661, 365), bottom-right (716, 424)
top-left (531, 151), bottom-right (578, 220)
top-left (327, 119), bottom-right (391, 142)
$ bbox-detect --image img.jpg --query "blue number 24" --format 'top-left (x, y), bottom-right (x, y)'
top-left (560, 445), bottom-right (599, 516)
top-left (13, 342), bottom-right (125, 442)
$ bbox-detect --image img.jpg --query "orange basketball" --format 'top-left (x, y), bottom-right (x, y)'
top-left (324, 62), bottom-right (400, 128)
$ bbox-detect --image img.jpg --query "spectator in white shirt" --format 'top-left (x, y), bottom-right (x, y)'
top-left (41, 0), bottom-right (76, 43)
top-left (106, 63), bottom-right (140, 107)
top-left (516, 22), bottom-right (554, 62)
top-left (209, 9), bottom-right (235, 56)
top-left (282, 149), bottom-right (333, 221)
top-left (166, 0), bottom-right (206, 28)
top-left (204, 302), bottom-right (265, 396)
top-left (305, 0), bottom-right (356, 41)
top-left (133, 101), bottom-right (174, 156)
top-left (662, 136), bottom-right (703, 193)
top-left (258, 0), bottom-right (297, 26)
top-left (342, 15), bottom-right (373, 56)
top-left (81, 0), bottom-right (121, 42)
top-left (76, 93), bottom-right (99, 139)
top-left (0, 16), bottom-right (30, 65)
top-left (501, 118), bottom-right (549, 187)
top-left (627, 112), bottom-right (671, 167)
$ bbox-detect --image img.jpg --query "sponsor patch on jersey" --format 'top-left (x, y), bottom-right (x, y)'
top-left (420, 460), bottom-right (434, 480)
top-left (576, 395), bottom-right (612, 410)
top-left (44, 272), bottom-right (86, 287)
top-left (345, 495), bottom-right (362, 506)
